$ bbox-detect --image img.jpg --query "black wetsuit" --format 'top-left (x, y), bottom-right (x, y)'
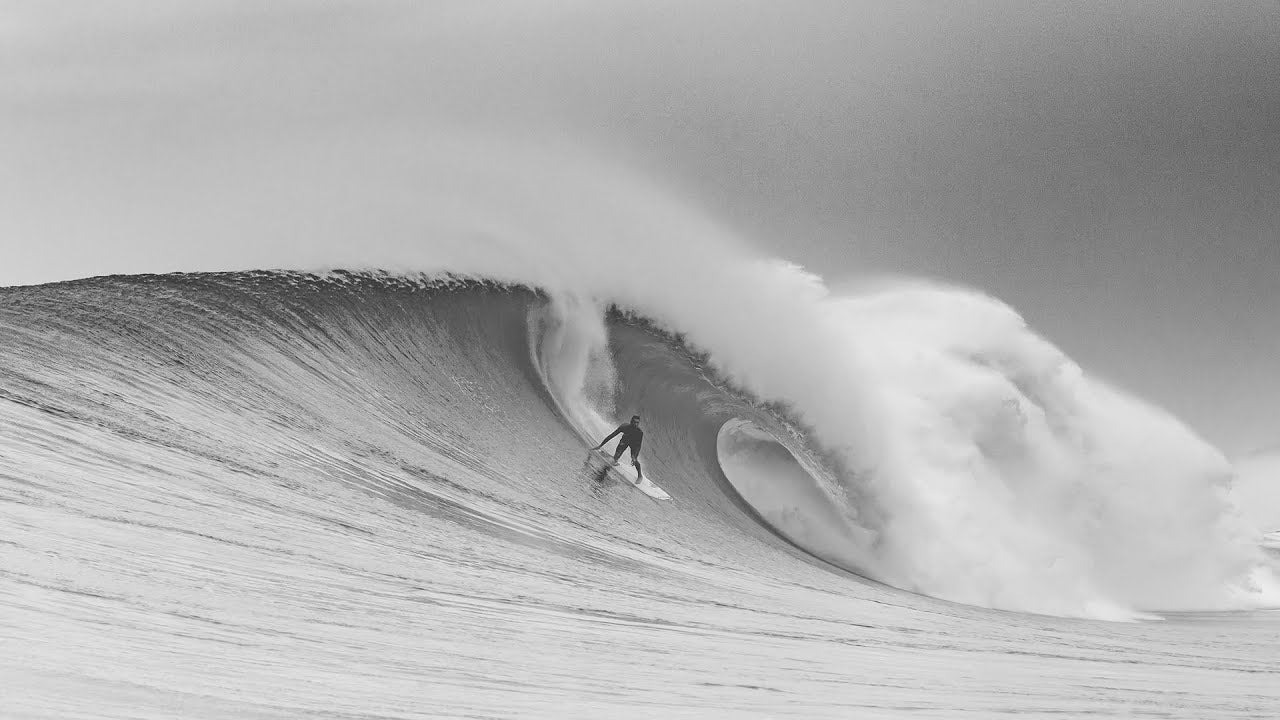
top-left (603, 423), bottom-right (643, 461)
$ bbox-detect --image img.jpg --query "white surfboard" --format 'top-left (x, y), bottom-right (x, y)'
top-left (591, 449), bottom-right (671, 500)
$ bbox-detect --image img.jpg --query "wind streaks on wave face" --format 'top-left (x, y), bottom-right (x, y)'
top-left (0, 273), bottom-right (850, 716)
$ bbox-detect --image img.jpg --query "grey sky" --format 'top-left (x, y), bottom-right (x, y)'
top-left (2, 1), bottom-right (1277, 454)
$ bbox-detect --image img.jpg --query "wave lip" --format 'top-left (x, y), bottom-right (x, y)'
top-left (715, 418), bottom-right (877, 575)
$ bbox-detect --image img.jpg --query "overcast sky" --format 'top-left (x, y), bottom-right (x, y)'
top-left (2, 1), bottom-right (1277, 454)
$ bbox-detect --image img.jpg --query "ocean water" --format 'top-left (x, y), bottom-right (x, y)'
top-left (2, 272), bottom-right (1277, 718)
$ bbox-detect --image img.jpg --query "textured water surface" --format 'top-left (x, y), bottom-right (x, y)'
top-left (2, 274), bottom-right (1277, 719)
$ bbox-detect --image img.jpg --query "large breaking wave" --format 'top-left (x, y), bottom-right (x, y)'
top-left (527, 274), bottom-right (1277, 620)
top-left (5, 268), bottom-right (1272, 622)
top-left (408, 140), bottom-right (1280, 618)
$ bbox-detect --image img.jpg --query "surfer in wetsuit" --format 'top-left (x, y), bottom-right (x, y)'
top-left (594, 415), bottom-right (644, 480)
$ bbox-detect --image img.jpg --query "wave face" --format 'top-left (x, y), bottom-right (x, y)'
top-left (1, 271), bottom-right (1276, 617)
top-left (3, 272), bottom-right (1280, 717)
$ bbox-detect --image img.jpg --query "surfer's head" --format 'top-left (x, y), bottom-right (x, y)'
top-left (630, 415), bottom-right (641, 425)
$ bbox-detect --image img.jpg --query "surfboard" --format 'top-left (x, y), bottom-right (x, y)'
top-left (590, 449), bottom-right (671, 500)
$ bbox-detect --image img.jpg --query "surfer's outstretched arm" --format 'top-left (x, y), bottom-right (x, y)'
top-left (593, 426), bottom-right (624, 449)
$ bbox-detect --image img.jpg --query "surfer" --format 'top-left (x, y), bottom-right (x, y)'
top-left (594, 415), bottom-right (644, 480)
